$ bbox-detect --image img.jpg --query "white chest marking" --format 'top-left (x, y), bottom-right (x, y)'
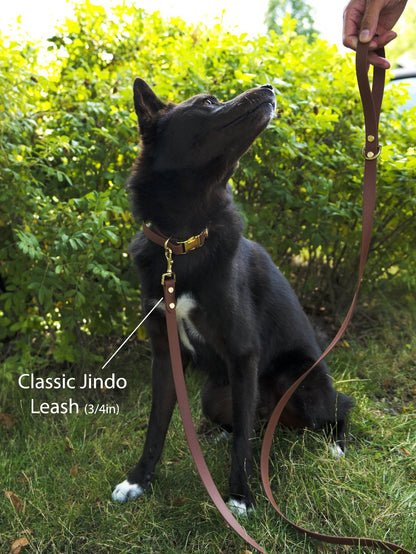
top-left (155, 293), bottom-right (203, 355)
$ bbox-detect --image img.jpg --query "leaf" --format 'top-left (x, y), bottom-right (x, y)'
top-left (0, 413), bottom-right (17, 428)
top-left (9, 537), bottom-right (30, 553)
top-left (69, 238), bottom-right (78, 250)
top-left (70, 464), bottom-right (79, 477)
top-left (5, 491), bottom-right (22, 513)
top-left (171, 496), bottom-right (186, 506)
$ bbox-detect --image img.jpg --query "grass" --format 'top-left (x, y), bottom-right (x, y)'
top-left (1, 294), bottom-right (415, 553)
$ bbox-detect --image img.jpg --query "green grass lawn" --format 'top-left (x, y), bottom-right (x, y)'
top-left (1, 297), bottom-right (415, 553)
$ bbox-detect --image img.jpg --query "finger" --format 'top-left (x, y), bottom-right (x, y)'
top-left (366, 30), bottom-right (397, 67)
top-left (343, 1), bottom-right (366, 49)
top-left (343, 33), bottom-right (359, 50)
top-left (359, 0), bottom-right (386, 42)
top-left (368, 30), bottom-right (397, 49)
top-left (367, 50), bottom-right (391, 69)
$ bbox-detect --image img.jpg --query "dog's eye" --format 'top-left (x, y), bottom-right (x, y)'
top-left (202, 97), bottom-right (216, 106)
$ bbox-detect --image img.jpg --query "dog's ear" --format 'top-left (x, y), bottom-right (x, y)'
top-left (133, 78), bottom-right (166, 130)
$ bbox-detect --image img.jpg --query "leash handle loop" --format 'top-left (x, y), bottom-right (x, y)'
top-left (356, 44), bottom-right (385, 161)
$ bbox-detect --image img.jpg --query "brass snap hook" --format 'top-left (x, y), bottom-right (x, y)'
top-left (161, 238), bottom-right (175, 285)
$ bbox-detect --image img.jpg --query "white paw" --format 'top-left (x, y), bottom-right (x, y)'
top-left (227, 498), bottom-right (252, 517)
top-left (214, 430), bottom-right (233, 444)
top-left (112, 479), bottom-right (144, 503)
top-left (221, 430), bottom-right (232, 441)
top-left (329, 444), bottom-right (345, 460)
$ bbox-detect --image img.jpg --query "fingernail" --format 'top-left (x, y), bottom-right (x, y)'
top-left (359, 30), bottom-right (371, 42)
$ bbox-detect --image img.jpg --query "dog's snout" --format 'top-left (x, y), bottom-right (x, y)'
top-left (261, 84), bottom-right (274, 91)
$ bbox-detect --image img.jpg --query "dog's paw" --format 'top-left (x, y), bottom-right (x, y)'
top-left (214, 430), bottom-right (233, 444)
top-left (227, 498), bottom-right (253, 517)
top-left (329, 443), bottom-right (345, 460)
top-left (112, 479), bottom-right (144, 503)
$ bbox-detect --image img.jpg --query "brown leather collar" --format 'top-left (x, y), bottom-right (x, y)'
top-left (143, 222), bottom-right (208, 255)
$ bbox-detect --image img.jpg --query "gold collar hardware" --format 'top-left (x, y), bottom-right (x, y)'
top-left (143, 222), bottom-right (209, 256)
top-left (177, 230), bottom-right (208, 253)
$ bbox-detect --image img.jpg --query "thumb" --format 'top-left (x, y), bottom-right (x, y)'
top-left (359, 0), bottom-right (384, 42)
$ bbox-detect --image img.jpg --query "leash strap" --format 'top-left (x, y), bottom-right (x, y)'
top-left (161, 43), bottom-right (412, 553)
top-left (259, 42), bottom-right (412, 553)
top-left (163, 277), bottom-right (266, 553)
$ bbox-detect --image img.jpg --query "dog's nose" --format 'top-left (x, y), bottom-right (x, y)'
top-left (261, 84), bottom-right (274, 90)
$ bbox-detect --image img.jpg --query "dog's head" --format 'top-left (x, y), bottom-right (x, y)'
top-left (132, 78), bottom-right (276, 183)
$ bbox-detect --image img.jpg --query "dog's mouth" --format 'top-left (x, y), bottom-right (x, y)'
top-left (220, 96), bottom-right (276, 130)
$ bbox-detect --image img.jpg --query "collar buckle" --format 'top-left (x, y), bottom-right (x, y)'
top-left (178, 229), bottom-right (209, 253)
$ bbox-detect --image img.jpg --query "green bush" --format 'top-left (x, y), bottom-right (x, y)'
top-left (1, 3), bottom-right (415, 368)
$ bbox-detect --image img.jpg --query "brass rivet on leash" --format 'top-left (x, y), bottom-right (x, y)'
top-left (367, 134), bottom-right (375, 142)
top-left (362, 145), bottom-right (381, 160)
top-left (168, 286), bottom-right (174, 293)
top-left (169, 302), bottom-right (176, 310)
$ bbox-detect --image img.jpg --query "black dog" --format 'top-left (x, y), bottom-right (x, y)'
top-left (112, 79), bottom-right (353, 514)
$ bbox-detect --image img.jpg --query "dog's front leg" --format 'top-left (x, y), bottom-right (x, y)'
top-left (112, 347), bottom-right (176, 503)
top-left (228, 353), bottom-right (258, 515)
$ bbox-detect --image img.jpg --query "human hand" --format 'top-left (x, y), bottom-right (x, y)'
top-left (343, 0), bottom-right (408, 68)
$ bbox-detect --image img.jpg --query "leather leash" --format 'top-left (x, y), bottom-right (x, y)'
top-left (163, 278), bottom-right (267, 553)
top-left (260, 42), bottom-right (413, 554)
top-left (159, 42), bottom-right (412, 553)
